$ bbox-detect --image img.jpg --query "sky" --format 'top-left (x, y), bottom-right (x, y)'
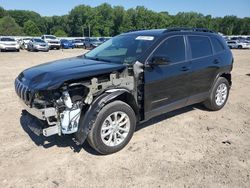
top-left (0, 0), bottom-right (249, 18)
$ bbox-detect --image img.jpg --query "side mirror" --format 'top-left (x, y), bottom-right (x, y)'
top-left (150, 56), bottom-right (170, 66)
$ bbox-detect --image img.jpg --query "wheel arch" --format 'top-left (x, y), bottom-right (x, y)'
top-left (74, 89), bottom-right (138, 145)
top-left (220, 73), bottom-right (232, 86)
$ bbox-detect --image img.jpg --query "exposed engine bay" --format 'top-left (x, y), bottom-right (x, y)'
top-left (21, 67), bottom-right (138, 138)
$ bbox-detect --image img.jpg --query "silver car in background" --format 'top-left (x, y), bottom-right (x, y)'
top-left (27, 38), bottom-right (49, 52)
top-left (0, 37), bottom-right (20, 52)
top-left (227, 40), bottom-right (250, 49)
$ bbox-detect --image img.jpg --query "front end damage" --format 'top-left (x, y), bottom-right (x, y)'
top-left (15, 65), bottom-right (142, 143)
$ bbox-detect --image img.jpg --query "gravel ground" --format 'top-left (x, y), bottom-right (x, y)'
top-left (0, 49), bottom-right (249, 188)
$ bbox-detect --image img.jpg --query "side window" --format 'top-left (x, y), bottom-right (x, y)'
top-left (211, 37), bottom-right (225, 53)
top-left (188, 36), bottom-right (212, 59)
top-left (152, 36), bottom-right (186, 63)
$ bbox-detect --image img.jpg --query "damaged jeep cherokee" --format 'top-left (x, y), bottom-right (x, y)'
top-left (15, 28), bottom-right (233, 154)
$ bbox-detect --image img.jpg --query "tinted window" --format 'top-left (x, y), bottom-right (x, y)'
top-left (188, 36), bottom-right (212, 58)
top-left (152, 36), bottom-right (185, 63)
top-left (211, 37), bottom-right (224, 52)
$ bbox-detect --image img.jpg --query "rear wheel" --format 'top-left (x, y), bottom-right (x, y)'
top-left (87, 101), bottom-right (136, 155)
top-left (238, 45), bottom-right (243, 49)
top-left (204, 77), bottom-right (230, 111)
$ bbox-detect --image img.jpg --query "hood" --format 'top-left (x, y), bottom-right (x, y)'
top-left (19, 56), bottom-right (126, 90)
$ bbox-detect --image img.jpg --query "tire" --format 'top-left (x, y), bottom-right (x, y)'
top-left (203, 77), bottom-right (230, 111)
top-left (238, 45), bottom-right (243, 49)
top-left (87, 100), bottom-right (136, 155)
top-left (16, 49), bottom-right (20, 52)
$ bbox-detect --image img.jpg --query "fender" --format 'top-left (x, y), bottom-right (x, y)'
top-left (74, 89), bottom-right (131, 145)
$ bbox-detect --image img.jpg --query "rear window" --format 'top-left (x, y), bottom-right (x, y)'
top-left (211, 37), bottom-right (225, 53)
top-left (188, 36), bottom-right (212, 59)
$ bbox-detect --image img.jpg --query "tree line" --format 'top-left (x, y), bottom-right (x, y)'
top-left (0, 3), bottom-right (249, 37)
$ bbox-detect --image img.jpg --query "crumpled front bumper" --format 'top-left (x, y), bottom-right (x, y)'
top-left (20, 100), bottom-right (57, 120)
top-left (20, 100), bottom-right (61, 137)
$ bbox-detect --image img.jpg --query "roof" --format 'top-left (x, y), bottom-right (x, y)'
top-left (123, 29), bottom-right (166, 36)
top-left (123, 27), bottom-right (216, 37)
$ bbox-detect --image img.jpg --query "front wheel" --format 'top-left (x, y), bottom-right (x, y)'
top-left (87, 101), bottom-right (136, 155)
top-left (204, 77), bottom-right (230, 111)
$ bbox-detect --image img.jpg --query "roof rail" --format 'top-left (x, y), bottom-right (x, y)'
top-left (125, 29), bottom-right (146, 33)
top-left (164, 27), bottom-right (215, 33)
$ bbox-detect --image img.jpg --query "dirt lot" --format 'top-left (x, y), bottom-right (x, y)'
top-left (0, 49), bottom-right (249, 188)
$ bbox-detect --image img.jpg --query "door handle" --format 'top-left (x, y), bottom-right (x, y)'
top-left (213, 59), bottom-right (220, 64)
top-left (181, 66), bottom-right (190, 72)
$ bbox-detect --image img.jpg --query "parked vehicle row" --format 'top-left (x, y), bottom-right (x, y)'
top-left (224, 36), bottom-right (250, 49)
top-left (0, 35), bottom-right (111, 53)
top-left (227, 40), bottom-right (250, 49)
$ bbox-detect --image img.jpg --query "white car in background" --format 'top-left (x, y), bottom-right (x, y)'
top-left (41, 35), bottom-right (61, 50)
top-left (0, 37), bottom-right (20, 52)
top-left (19, 37), bottom-right (32, 50)
top-left (227, 40), bottom-right (250, 49)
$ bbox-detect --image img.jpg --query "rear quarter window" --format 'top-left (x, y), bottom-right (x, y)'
top-left (211, 37), bottom-right (225, 53)
top-left (188, 36), bottom-right (213, 59)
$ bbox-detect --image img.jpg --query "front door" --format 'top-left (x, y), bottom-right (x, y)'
top-left (144, 35), bottom-right (191, 119)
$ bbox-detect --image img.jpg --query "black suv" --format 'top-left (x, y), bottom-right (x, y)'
top-left (15, 28), bottom-right (233, 154)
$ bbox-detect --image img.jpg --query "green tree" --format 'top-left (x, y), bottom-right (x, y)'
top-left (54, 29), bottom-right (67, 37)
top-left (0, 4), bottom-right (249, 37)
top-left (0, 16), bottom-right (23, 35)
top-left (0, 6), bottom-right (7, 18)
top-left (68, 5), bottom-right (93, 36)
top-left (23, 20), bottom-right (41, 36)
top-left (8, 10), bottom-right (46, 33)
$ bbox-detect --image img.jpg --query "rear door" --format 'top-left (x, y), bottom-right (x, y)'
top-left (186, 35), bottom-right (219, 102)
top-left (144, 35), bottom-right (191, 119)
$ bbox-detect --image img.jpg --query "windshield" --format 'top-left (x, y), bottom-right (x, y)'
top-left (34, 38), bottom-right (45, 43)
top-left (1, 38), bottom-right (15, 42)
top-left (84, 35), bottom-right (156, 64)
top-left (46, 35), bottom-right (56, 39)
